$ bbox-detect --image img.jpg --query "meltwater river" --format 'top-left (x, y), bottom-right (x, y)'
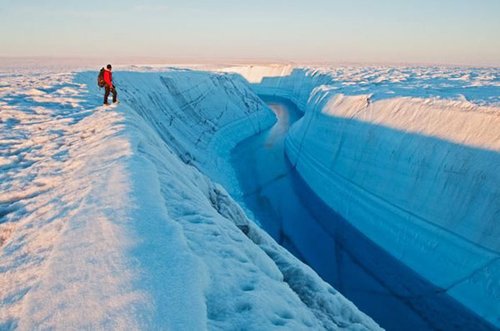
top-left (230, 96), bottom-right (493, 331)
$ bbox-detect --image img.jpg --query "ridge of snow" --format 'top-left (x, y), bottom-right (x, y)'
top-left (316, 92), bottom-right (500, 151)
top-left (1, 68), bottom-right (380, 330)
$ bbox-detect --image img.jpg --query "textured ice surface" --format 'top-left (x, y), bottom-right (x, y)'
top-left (0, 67), bottom-right (380, 330)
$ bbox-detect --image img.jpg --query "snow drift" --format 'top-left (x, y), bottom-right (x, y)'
top-left (0, 68), bottom-right (379, 330)
top-left (221, 65), bottom-right (500, 328)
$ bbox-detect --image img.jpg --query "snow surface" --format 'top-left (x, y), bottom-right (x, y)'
top-left (220, 65), bottom-right (500, 328)
top-left (221, 64), bottom-right (500, 107)
top-left (0, 67), bottom-right (380, 330)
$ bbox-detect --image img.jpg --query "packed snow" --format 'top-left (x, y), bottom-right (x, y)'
top-left (220, 65), bottom-right (500, 329)
top-left (0, 66), bottom-right (380, 330)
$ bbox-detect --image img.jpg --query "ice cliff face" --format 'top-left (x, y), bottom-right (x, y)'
top-left (109, 70), bottom-right (277, 189)
top-left (0, 68), bottom-right (380, 330)
top-left (221, 65), bottom-right (500, 328)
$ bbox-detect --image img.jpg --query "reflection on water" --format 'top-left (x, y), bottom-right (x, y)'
top-left (231, 97), bottom-right (304, 245)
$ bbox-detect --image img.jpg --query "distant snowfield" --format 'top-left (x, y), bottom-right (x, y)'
top-left (0, 67), bottom-right (381, 330)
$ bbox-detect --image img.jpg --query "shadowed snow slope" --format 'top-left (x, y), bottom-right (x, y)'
top-left (0, 68), bottom-right (380, 330)
top-left (220, 65), bottom-right (500, 328)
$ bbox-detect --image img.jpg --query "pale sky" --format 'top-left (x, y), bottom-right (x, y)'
top-left (1, 0), bottom-right (499, 65)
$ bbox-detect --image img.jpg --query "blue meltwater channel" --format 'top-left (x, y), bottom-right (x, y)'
top-left (230, 95), bottom-right (494, 331)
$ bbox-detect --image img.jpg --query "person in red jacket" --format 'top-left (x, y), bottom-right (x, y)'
top-left (103, 64), bottom-right (118, 105)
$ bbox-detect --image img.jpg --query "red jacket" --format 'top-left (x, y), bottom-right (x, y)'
top-left (104, 69), bottom-right (113, 87)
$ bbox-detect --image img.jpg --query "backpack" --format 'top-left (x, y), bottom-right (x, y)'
top-left (97, 68), bottom-right (105, 87)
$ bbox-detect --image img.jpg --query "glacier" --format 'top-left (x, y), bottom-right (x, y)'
top-left (0, 66), bottom-right (380, 330)
top-left (1, 62), bottom-right (498, 330)
top-left (221, 65), bottom-right (499, 330)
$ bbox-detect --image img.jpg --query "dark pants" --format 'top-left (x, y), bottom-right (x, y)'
top-left (104, 85), bottom-right (117, 104)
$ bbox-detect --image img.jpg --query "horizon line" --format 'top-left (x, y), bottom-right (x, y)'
top-left (0, 55), bottom-right (499, 68)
